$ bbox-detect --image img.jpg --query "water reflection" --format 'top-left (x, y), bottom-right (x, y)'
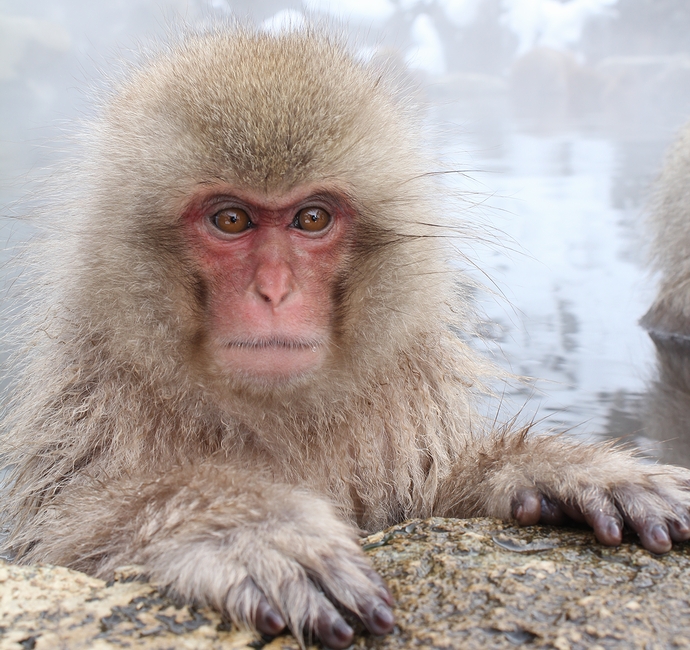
top-left (436, 82), bottom-right (683, 462)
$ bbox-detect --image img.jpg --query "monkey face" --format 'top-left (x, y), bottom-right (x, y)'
top-left (182, 182), bottom-right (354, 384)
top-left (68, 30), bottom-right (437, 402)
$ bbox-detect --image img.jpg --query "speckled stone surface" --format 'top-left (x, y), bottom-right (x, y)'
top-left (2, 518), bottom-right (690, 649)
top-left (357, 518), bottom-right (690, 650)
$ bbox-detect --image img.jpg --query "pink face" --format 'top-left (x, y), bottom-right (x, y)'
top-left (183, 184), bottom-right (353, 382)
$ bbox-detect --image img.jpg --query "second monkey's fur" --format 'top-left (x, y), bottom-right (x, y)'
top-left (3, 25), bottom-right (690, 642)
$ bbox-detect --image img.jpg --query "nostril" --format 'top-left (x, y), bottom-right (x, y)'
top-left (255, 277), bottom-right (292, 305)
top-left (253, 260), bottom-right (294, 306)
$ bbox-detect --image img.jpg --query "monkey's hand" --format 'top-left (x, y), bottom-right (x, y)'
top-left (474, 433), bottom-right (690, 554)
top-left (63, 466), bottom-right (394, 649)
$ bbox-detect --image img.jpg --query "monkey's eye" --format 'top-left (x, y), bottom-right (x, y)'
top-left (294, 207), bottom-right (331, 233)
top-left (212, 208), bottom-right (251, 234)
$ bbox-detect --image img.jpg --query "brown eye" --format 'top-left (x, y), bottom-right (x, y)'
top-left (296, 207), bottom-right (331, 233)
top-left (213, 208), bottom-right (251, 234)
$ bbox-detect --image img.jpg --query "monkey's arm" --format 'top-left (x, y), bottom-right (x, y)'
top-left (435, 430), bottom-right (690, 554)
top-left (22, 463), bottom-right (394, 648)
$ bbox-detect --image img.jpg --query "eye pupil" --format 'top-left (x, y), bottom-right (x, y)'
top-left (297, 208), bottom-right (330, 232)
top-left (213, 208), bottom-right (250, 234)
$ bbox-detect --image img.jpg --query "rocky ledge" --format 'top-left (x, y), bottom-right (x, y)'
top-left (2, 518), bottom-right (690, 649)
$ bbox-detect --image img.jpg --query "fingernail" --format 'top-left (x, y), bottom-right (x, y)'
top-left (332, 619), bottom-right (353, 643)
top-left (372, 605), bottom-right (395, 632)
top-left (607, 519), bottom-right (621, 539)
top-left (266, 609), bottom-right (285, 632)
top-left (652, 524), bottom-right (670, 545)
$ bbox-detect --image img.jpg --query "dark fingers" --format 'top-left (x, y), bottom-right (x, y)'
top-left (314, 604), bottom-right (354, 649)
top-left (543, 496), bottom-right (623, 545)
top-left (362, 567), bottom-right (395, 607)
top-left (512, 487), bottom-right (542, 526)
top-left (254, 596), bottom-right (286, 636)
top-left (558, 501), bottom-right (586, 524)
top-left (583, 508), bottom-right (623, 547)
top-left (359, 598), bottom-right (396, 636)
top-left (668, 512), bottom-right (690, 542)
top-left (623, 515), bottom-right (672, 554)
top-left (510, 482), bottom-right (690, 554)
top-left (538, 495), bottom-right (566, 525)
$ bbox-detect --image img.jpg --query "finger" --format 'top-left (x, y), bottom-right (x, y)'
top-left (359, 598), bottom-right (396, 636)
top-left (362, 566), bottom-right (394, 607)
top-left (512, 487), bottom-right (542, 526)
top-left (538, 495), bottom-right (566, 525)
top-left (623, 515), bottom-right (672, 554)
top-left (554, 495), bottom-right (623, 545)
top-left (581, 506), bottom-right (623, 547)
top-left (559, 501), bottom-right (587, 524)
top-left (313, 600), bottom-right (354, 650)
top-left (225, 573), bottom-right (282, 634)
top-left (668, 511), bottom-right (690, 542)
top-left (254, 596), bottom-right (286, 636)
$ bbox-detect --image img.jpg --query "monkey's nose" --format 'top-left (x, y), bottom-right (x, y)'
top-left (253, 263), bottom-right (294, 306)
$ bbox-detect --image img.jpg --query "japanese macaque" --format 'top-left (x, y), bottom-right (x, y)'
top-left (3, 26), bottom-right (690, 649)
top-left (642, 121), bottom-right (690, 466)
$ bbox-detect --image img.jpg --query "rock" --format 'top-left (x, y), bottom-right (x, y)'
top-left (0, 560), bottom-right (257, 650)
top-left (357, 518), bottom-right (690, 649)
top-left (2, 518), bottom-right (690, 649)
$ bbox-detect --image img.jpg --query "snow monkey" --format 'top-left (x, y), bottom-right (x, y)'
top-left (642, 120), bottom-right (690, 465)
top-left (3, 26), bottom-right (690, 649)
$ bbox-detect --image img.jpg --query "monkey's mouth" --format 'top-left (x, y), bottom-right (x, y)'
top-left (224, 337), bottom-right (323, 352)
top-left (214, 336), bottom-right (327, 380)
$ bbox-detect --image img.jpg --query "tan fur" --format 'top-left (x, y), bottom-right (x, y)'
top-left (3, 25), bottom-right (690, 645)
top-left (641, 120), bottom-right (690, 464)
top-left (643, 121), bottom-right (690, 335)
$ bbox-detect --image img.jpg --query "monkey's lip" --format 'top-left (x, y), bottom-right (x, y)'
top-left (214, 336), bottom-right (326, 379)
top-left (223, 337), bottom-right (323, 351)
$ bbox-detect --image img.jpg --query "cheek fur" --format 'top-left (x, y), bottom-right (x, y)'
top-left (191, 273), bottom-right (209, 312)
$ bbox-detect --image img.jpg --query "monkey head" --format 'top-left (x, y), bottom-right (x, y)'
top-left (66, 28), bottom-right (450, 403)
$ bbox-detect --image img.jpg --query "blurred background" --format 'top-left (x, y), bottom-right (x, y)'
top-left (2, 0), bottom-right (690, 463)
